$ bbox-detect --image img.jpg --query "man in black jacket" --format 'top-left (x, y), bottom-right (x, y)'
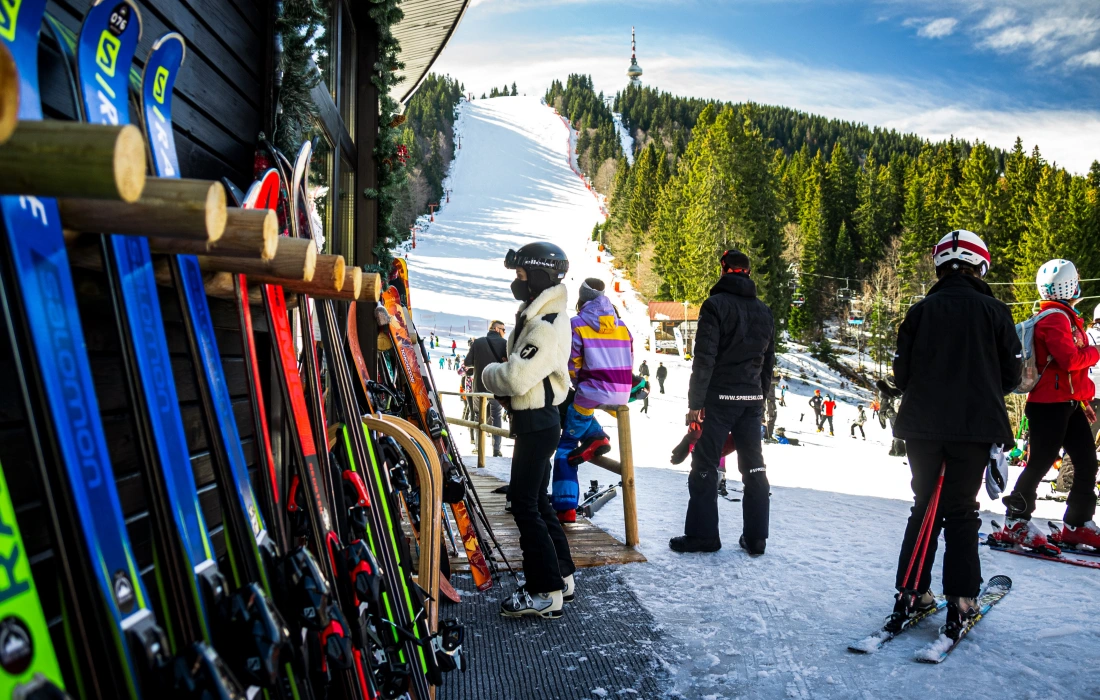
top-left (464, 320), bottom-right (508, 456)
top-left (670, 250), bottom-right (775, 555)
top-left (886, 229), bottom-right (1021, 637)
top-left (656, 362), bottom-right (668, 393)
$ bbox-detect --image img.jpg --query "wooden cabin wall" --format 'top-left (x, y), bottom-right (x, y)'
top-left (0, 0), bottom-right (273, 678)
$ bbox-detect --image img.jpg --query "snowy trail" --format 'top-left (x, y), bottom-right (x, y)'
top-left (408, 96), bottom-right (1100, 699)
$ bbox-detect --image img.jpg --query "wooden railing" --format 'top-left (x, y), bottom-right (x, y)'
top-left (440, 391), bottom-right (639, 547)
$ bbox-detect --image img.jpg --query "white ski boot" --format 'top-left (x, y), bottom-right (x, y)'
top-left (500, 586), bottom-right (563, 619)
top-left (562, 574), bottom-right (575, 603)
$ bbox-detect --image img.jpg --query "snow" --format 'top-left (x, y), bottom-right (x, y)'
top-left (612, 112), bottom-right (635, 166)
top-left (406, 96), bottom-right (1100, 698)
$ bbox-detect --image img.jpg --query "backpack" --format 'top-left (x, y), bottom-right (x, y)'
top-left (1014, 308), bottom-right (1072, 394)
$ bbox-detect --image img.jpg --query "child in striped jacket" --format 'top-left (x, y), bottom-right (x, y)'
top-left (553, 278), bottom-right (634, 521)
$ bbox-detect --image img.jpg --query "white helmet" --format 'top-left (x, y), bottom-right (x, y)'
top-left (932, 229), bottom-right (990, 277)
top-left (1036, 259), bottom-right (1080, 301)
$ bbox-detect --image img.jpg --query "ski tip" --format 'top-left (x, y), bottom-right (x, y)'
top-left (987, 574), bottom-right (1012, 591)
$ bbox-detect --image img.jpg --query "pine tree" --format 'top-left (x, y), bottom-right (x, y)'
top-left (951, 141), bottom-right (1003, 275)
top-left (899, 162), bottom-right (933, 296)
top-left (1015, 165), bottom-right (1072, 309)
top-left (854, 153), bottom-right (890, 271)
top-left (1001, 139), bottom-right (1040, 276)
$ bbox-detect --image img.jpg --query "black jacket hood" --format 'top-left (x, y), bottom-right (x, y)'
top-left (926, 272), bottom-right (994, 299)
top-left (710, 272), bottom-right (757, 299)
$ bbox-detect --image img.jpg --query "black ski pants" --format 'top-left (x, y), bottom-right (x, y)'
top-left (895, 439), bottom-right (987, 598)
top-left (658, 377), bottom-right (665, 394)
top-left (851, 423), bottom-right (864, 438)
top-left (509, 425), bottom-right (575, 593)
top-left (821, 415), bottom-right (834, 433)
top-left (685, 402), bottom-right (769, 541)
top-left (1006, 401), bottom-right (1098, 526)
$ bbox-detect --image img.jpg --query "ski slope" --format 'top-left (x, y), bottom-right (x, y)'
top-left (408, 96), bottom-right (1100, 699)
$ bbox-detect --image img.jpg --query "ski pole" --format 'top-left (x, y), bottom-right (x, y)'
top-left (899, 461), bottom-right (946, 606)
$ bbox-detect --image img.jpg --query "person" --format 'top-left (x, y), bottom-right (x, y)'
top-left (464, 320), bottom-right (509, 457)
top-left (871, 398), bottom-right (880, 423)
top-left (991, 259), bottom-right (1100, 550)
top-left (553, 278), bottom-right (634, 522)
top-left (670, 250), bottom-right (774, 556)
top-left (809, 389), bottom-right (823, 431)
top-left (656, 362), bottom-right (668, 394)
top-left (451, 339), bottom-right (457, 356)
top-left (639, 360), bottom-right (650, 382)
top-left (779, 376), bottom-right (788, 407)
top-left (765, 368), bottom-right (779, 439)
top-left (1088, 303), bottom-right (1100, 444)
top-left (851, 404), bottom-right (866, 440)
top-left (482, 241), bottom-right (576, 618)
top-left (889, 229), bottom-right (1021, 637)
top-left (821, 395), bottom-right (836, 436)
top-left (438, 355), bottom-right (445, 370)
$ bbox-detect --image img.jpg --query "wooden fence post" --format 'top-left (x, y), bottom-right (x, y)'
top-left (477, 394), bottom-right (487, 469)
top-left (615, 404), bottom-right (639, 547)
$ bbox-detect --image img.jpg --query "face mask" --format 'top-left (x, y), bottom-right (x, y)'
top-left (510, 278), bottom-right (529, 301)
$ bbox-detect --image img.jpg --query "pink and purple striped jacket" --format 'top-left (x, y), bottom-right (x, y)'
top-left (569, 294), bottom-right (634, 409)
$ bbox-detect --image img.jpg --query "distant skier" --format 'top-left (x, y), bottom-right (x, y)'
top-left (809, 389), bottom-right (823, 431)
top-left (821, 395), bottom-right (836, 435)
top-left (991, 259), bottom-right (1100, 550)
top-left (779, 376), bottom-right (788, 406)
top-left (552, 278), bottom-right (633, 523)
top-left (451, 339), bottom-right (457, 356)
top-left (482, 242), bottom-right (575, 618)
top-left (765, 368), bottom-right (779, 439)
top-left (439, 355), bottom-right (445, 370)
top-left (889, 229), bottom-right (1021, 636)
top-left (464, 319), bottom-right (508, 457)
top-left (670, 250), bottom-right (774, 556)
top-left (656, 362), bottom-right (668, 394)
top-left (850, 404), bottom-right (866, 440)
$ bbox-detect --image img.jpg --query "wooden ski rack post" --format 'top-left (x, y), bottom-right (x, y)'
top-left (195, 237), bottom-right (317, 281)
top-left (146, 209), bottom-right (277, 260)
top-left (312, 254), bottom-right (346, 294)
top-left (0, 121), bottom-right (146, 202)
top-left (0, 43), bottom-right (16, 146)
top-left (442, 393), bottom-right (639, 547)
top-left (59, 178), bottom-right (226, 243)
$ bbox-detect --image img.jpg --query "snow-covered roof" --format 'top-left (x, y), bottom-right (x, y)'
top-left (391, 0), bottom-right (470, 104)
top-left (648, 301), bottom-right (698, 322)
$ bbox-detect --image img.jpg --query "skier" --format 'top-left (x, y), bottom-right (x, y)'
top-left (552, 278), bottom-right (633, 523)
top-left (821, 394), bottom-right (836, 435)
top-left (809, 389), bottom-right (823, 431)
top-left (890, 229), bottom-right (1021, 635)
top-left (451, 339), bottom-right (457, 356)
top-left (438, 355), bottom-right (445, 370)
top-left (991, 259), bottom-right (1100, 549)
top-left (765, 368), bottom-right (779, 439)
top-left (464, 319), bottom-right (508, 458)
top-left (670, 250), bottom-right (775, 556)
top-left (482, 242), bottom-right (576, 618)
top-left (656, 362), bottom-right (668, 394)
top-left (638, 361), bottom-right (651, 415)
top-left (639, 359), bottom-right (650, 381)
top-left (850, 404), bottom-right (866, 439)
top-left (779, 376), bottom-right (788, 406)
top-left (1089, 303), bottom-right (1100, 443)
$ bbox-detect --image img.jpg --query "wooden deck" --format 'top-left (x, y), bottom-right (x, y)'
top-left (448, 471), bottom-right (647, 573)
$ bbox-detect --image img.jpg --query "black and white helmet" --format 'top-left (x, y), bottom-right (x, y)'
top-left (505, 242), bottom-right (569, 280)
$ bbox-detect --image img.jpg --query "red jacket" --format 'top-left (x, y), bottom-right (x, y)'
top-left (1028, 301), bottom-right (1099, 403)
top-left (823, 399), bottom-right (836, 416)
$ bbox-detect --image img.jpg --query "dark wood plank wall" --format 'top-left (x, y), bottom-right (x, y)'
top-left (0, 0), bottom-right (272, 679)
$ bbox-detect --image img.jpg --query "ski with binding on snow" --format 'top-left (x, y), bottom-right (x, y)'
top-left (848, 598), bottom-right (947, 654)
top-left (1046, 521), bottom-right (1100, 557)
top-left (913, 575), bottom-right (1012, 663)
top-left (983, 523), bottom-right (1100, 570)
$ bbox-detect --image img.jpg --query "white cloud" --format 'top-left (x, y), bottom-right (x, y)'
top-left (977, 7), bottom-right (1016, 30)
top-left (1067, 49), bottom-right (1100, 67)
top-left (916, 17), bottom-right (959, 38)
top-left (433, 32), bottom-right (1100, 172)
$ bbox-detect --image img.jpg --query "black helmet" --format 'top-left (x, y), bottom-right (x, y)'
top-left (505, 242), bottom-right (569, 278)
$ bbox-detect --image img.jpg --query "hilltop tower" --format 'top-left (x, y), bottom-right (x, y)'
top-left (627, 27), bottom-right (643, 87)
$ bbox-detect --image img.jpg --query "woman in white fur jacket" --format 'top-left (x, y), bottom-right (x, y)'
top-left (482, 242), bottom-right (576, 619)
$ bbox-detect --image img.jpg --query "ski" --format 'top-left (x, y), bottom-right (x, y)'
top-left (981, 537), bottom-right (1100, 569)
top-left (847, 598), bottom-right (947, 654)
top-left (0, 2), bottom-right (167, 696)
top-left (139, 33), bottom-right (335, 699)
top-left (914, 575), bottom-right (1012, 663)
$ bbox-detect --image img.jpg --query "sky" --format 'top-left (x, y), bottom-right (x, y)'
top-left (431, 0), bottom-right (1100, 173)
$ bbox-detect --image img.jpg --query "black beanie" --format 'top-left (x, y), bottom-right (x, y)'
top-left (721, 249), bottom-right (751, 274)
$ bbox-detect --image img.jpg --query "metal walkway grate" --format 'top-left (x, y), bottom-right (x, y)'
top-left (439, 566), bottom-right (669, 699)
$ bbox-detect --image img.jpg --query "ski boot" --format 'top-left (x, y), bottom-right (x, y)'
top-left (668, 535), bottom-right (721, 553)
top-left (885, 589), bottom-right (937, 632)
top-left (562, 574), bottom-right (575, 603)
top-left (1056, 520), bottom-right (1100, 549)
top-left (739, 534), bottom-right (766, 556)
top-left (500, 587), bottom-right (563, 619)
top-left (989, 517), bottom-right (1057, 552)
top-left (717, 478), bottom-right (729, 497)
top-left (943, 597), bottom-right (979, 640)
top-left (557, 508), bottom-right (576, 524)
top-left (567, 435), bottom-right (611, 467)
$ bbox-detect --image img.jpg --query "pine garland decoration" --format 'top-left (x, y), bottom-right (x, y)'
top-left (274, 0), bottom-right (328, 156)
top-left (363, 0), bottom-right (408, 277)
